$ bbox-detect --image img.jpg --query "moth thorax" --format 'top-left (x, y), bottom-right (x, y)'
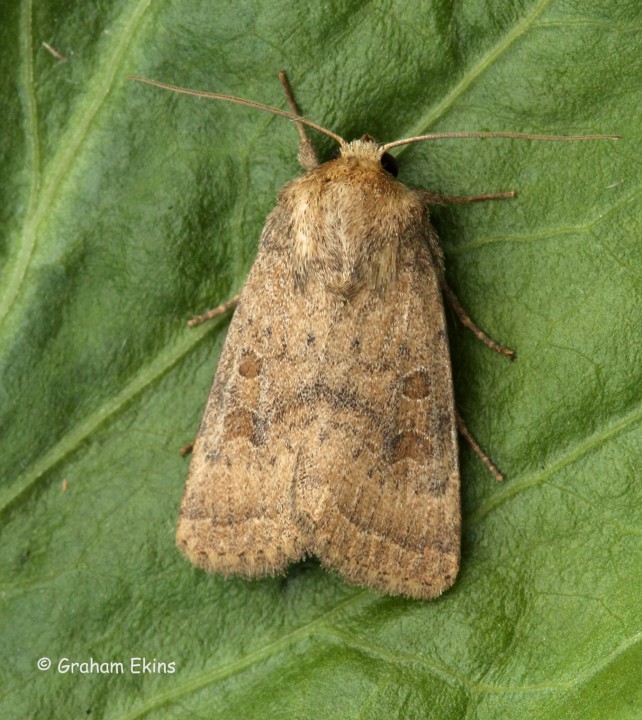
top-left (285, 166), bottom-right (422, 298)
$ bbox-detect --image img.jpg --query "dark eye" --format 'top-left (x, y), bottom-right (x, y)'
top-left (380, 152), bottom-right (398, 177)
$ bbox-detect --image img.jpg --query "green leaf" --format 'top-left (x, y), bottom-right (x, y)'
top-left (2, 0), bottom-right (640, 718)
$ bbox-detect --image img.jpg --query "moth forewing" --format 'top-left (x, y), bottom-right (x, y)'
top-left (291, 205), bottom-right (461, 600)
top-left (177, 231), bottom-right (308, 577)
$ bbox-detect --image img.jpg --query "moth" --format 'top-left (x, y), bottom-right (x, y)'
top-left (130, 72), bottom-right (616, 599)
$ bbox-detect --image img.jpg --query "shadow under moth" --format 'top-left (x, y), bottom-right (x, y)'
top-left (130, 72), bottom-right (616, 599)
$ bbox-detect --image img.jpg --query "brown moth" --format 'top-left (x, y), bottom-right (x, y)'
top-left (130, 72), bottom-right (617, 599)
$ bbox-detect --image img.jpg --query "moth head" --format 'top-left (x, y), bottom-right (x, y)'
top-left (333, 135), bottom-right (399, 178)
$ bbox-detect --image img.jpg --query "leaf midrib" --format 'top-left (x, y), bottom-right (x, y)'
top-left (0, 0), bottom-right (154, 329)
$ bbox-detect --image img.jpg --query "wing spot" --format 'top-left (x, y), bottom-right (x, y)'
top-left (386, 431), bottom-right (431, 464)
top-left (223, 408), bottom-right (262, 445)
top-left (238, 350), bottom-right (262, 378)
top-left (402, 369), bottom-right (431, 399)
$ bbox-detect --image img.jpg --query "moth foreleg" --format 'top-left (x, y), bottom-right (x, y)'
top-left (277, 71), bottom-right (319, 171)
top-left (430, 190), bottom-right (517, 204)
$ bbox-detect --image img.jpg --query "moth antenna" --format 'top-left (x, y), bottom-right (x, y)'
top-left (381, 131), bottom-right (622, 152)
top-left (128, 75), bottom-right (346, 147)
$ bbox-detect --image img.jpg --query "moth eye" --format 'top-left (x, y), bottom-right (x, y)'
top-left (332, 148), bottom-right (341, 160)
top-left (380, 152), bottom-right (398, 177)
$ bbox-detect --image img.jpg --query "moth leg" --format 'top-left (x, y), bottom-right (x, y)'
top-left (179, 442), bottom-right (193, 457)
top-left (456, 412), bottom-right (504, 482)
top-left (187, 293), bottom-right (240, 327)
top-left (425, 188), bottom-right (516, 357)
top-left (441, 282), bottom-right (516, 360)
top-left (277, 70), bottom-right (319, 171)
top-left (430, 190), bottom-right (517, 204)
